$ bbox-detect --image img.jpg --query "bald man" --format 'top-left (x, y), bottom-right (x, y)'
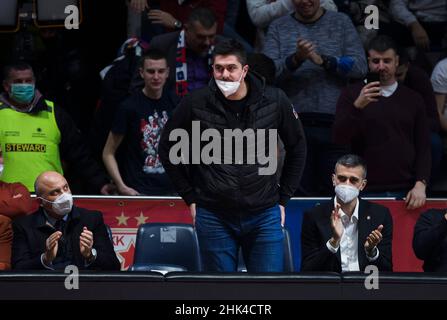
top-left (12, 171), bottom-right (120, 270)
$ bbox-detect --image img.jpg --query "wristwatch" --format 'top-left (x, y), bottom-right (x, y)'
top-left (87, 248), bottom-right (97, 262)
top-left (174, 20), bottom-right (182, 29)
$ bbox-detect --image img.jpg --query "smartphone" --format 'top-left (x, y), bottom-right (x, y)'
top-left (366, 72), bottom-right (380, 84)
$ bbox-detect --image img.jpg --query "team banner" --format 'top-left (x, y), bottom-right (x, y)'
top-left (31, 197), bottom-right (447, 271)
top-left (71, 198), bottom-right (190, 270)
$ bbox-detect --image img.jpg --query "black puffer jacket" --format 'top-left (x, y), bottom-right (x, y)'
top-left (159, 72), bottom-right (306, 214)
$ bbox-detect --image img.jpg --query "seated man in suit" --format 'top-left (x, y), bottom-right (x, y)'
top-left (301, 154), bottom-right (393, 272)
top-left (413, 209), bottom-right (447, 272)
top-left (12, 171), bottom-right (120, 270)
top-left (0, 180), bottom-right (32, 270)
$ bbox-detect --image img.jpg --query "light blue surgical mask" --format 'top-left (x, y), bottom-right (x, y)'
top-left (10, 83), bottom-right (35, 104)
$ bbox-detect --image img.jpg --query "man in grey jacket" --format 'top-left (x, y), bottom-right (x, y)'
top-left (263, 0), bottom-right (367, 196)
top-left (246, 0), bottom-right (337, 51)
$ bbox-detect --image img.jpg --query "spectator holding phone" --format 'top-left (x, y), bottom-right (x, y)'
top-left (334, 35), bottom-right (431, 209)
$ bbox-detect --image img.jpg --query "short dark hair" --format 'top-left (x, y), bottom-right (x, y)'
top-left (335, 154), bottom-right (367, 178)
top-left (247, 53), bottom-right (276, 85)
top-left (140, 49), bottom-right (167, 68)
top-left (3, 61), bottom-right (34, 82)
top-left (212, 39), bottom-right (247, 66)
top-left (187, 7), bottom-right (216, 29)
top-left (367, 35), bottom-right (398, 55)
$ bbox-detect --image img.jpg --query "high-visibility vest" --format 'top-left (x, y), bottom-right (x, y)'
top-left (0, 99), bottom-right (63, 191)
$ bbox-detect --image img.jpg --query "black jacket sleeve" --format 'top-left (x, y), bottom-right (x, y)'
top-left (55, 106), bottom-right (109, 193)
top-left (413, 209), bottom-right (447, 260)
top-left (12, 220), bottom-right (45, 270)
top-left (159, 95), bottom-right (196, 205)
top-left (369, 206), bottom-right (393, 272)
top-left (300, 208), bottom-right (340, 272)
top-left (277, 89), bottom-right (306, 206)
top-left (87, 212), bottom-right (121, 271)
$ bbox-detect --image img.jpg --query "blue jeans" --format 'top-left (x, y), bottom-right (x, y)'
top-left (195, 206), bottom-right (284, 272)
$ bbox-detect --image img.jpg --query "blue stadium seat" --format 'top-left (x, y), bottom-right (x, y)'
top-left (238, 227), bottom-right (294, 272)
top-left (130, 223), bottom-right (202, 272)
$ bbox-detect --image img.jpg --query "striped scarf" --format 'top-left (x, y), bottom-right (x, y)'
top-left (175, 30), bottom-right (213, 97)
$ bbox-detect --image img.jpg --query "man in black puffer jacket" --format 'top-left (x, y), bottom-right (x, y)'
top-left (159, 39), bottom-right (306, 272)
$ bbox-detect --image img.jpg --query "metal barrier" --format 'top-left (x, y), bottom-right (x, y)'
top-left (1, 271), bottom-right (447, 299)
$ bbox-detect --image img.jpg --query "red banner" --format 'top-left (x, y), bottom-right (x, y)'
top-left (375, 200), bottom-right (447, 272)
top-left (30, 198), bottom-right (447, 271)
top-left (71, 198), bottom-right (191, 270)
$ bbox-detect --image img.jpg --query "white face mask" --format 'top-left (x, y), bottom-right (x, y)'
top-left (40, 192), bottom-right (73, 216)
top-left (335, 184), bottom-right (359, 204)
top-left (215, 72), bottom-right (244, 97)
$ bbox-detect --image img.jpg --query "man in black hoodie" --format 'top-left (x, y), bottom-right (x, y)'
top-left (159, 39), bottom-right (306, 272)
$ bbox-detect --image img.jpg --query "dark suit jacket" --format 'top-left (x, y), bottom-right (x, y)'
top-left (12, 206), bottom-right (120, 271)
top-left (413, 209), bottom-right (447, 272)
top-left (301, 198), bottom-right (393, 272)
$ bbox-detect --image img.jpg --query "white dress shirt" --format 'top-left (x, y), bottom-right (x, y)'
top-left (326, 198), bottom-right (379, 272)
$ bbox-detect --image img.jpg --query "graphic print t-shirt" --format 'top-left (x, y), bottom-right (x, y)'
top-left (112, 90), bottom-right (177, 195)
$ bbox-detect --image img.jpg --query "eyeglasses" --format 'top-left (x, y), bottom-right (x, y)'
top-left (336, 175), bottom-right (361, 184)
